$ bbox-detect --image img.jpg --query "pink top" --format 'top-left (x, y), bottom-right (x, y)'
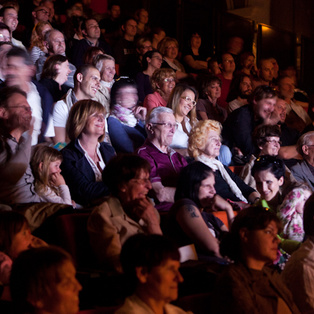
top-left (143, 91), bottom-right (167, 112)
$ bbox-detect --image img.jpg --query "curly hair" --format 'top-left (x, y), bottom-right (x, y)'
top-left (150, 68), bottom-right (175, 95)
top-left (188, 119), bottom-right (222, 158)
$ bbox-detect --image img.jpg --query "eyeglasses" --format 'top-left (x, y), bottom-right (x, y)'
top-left (8, 105), bottom-right (32, 112)
top-left (181, 96), bottom-right (196, 107)
top-left (164, 78), bottom-right (175, 83)
top-left (36, 9), bottom-right (49, 15)
top-left (266, 139), bottom-right (281, 145)
top-left (152, 122), bottom-right (178, 130)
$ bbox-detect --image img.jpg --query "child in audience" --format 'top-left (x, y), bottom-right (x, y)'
top-left (31, 145), bottom-right (72, 205)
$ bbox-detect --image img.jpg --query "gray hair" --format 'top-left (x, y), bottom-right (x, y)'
top-left (146, 106), bottom-right (173, 124)
top-left (297, 131), bottom-right (314, 156)
top-left (44, 29), bottom-right (63, 46)
top-left (93, 54), bottom-right (115, 74)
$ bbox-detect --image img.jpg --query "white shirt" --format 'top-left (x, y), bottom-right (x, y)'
top-left (170, 116), bottom-right (192, 149)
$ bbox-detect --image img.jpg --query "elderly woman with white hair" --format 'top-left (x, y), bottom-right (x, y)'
top-left (188, 120), bottom-right (259, 207)
top-left (137, 106), bottom-right (188, 211)
top-left (291, 131), bottom-right (314, 191)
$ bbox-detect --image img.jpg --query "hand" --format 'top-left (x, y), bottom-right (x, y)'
top-left (133, 106), bottom-right (147, 121)
top-left (210, 194), bottom-right (233, 213)
top-left (49, 172), bottom-right (66, 187)
top-left (264, 110), bottom-right (280, 125)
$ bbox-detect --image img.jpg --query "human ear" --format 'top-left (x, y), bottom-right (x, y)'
top-left (76, 73), bottom-right (83, 83)
top-left (0, 107), bottom-right (8, 119)
top-left (302, 145), bottom-right (309, 156)
top-left (135, 266), bottom-right (148, 284)
top-left (278, 176), bottom-right (284, 187)
top-left (239, 227), bottom-right (249, 243)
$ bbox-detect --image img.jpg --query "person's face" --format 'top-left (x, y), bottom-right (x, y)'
top-left (5, 56), bottom-right (33, 86)
top-left (220, 53), bottom-right (235, 73)
top-left (278, 77), bottom-right (295, 100)
top-left (198, 174), bottom-right (216, 208)
top-left (2, 8), bottom-right (18, 32)
top-left (34, 7), bottom-right (50, 22)
top-left (206, 81), bottom-right (221, 100)
top-left (139, 9), bottom-right (149, 24)
top-left (243, 55), bottom-right (254, 70)
top-left (148, 52), bottom-right (162, 69)
top-left (142, 258), bottom-right (183, 304)
top-left (56, 60), bottom-right (71, 85)
top-left (85, 19), bottom-right (100, 40)
top-left (159, 76), bottom-right (176, 96)
top-left (254, 97), bottom-right (276, 120)
top-left (239, 77), bottom-right (252, 98)
top-left (177, 89), bottom-right (195, 117)
top-left (124, 19), bottom-right (137, 37)
top-left (83, 111), bottom-right (106, 138)
top-left (43, 1), bottom-right (55, 22)
top-left (9, 222), bottom-right (32, 259)
top-left (165, 42), bottom-right (178, 60)
top-left (242, 221), bottom-right (280, 266)
top-left (47, 260), bottom-right (82, 314)
top-left (122, 169), bottom-right (152, 202)
top-left (116, 86), bottom-right (138, 109)
top-left (101, 59), bottom-right (115, 82)
top-left (259, 60), bottom-right (274, 82)
top-left (151, 113), bottom-right (177, 147)
top-left (79, 68), bottom-right (101, 98)
top-left (0, 29), bottom-right (10, 42)
top-left (49, 31), bottom-right (66, 55)
top-left (260, 136), bottom-right (281, 156)
top-left (302, 136), bottom-right (314, 162)
top-left (254, 169), bottom-right (283, 202)
top-left (203, 129), bottom-right (221, 158)
top-left (48, 159), bottom-right (62, 177)
top-left (274, 98), bottom-right (287, 123)
top-left (110, 5), bottom-right (120, 19)
top-left (191, 33), bottom-right (201, 49)
top-left (0, 93), bottom-right (32, 133)
top-left (138, 40), bottom-right (152, 56)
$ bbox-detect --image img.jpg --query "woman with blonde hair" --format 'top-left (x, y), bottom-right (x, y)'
top-left (188, 120), bottom-right (259, 206)
top-left (143, 68), bottom-right (176, 111)
top-left (29, 21), bottom-right (52, 64)
top-left (61, 99), bottom-right (115, 206)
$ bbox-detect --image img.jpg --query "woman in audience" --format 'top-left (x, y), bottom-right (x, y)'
top-left (108, 78), bottom-right (147, 153)
top-left (143, 68), bottom-right (176, 111)
top-left (93, 54), bottom-right (116, 113)
top-left (61, 100), bottom-right (115, 207)
top-left (88, 155), bottom-right (162, 273)
top-left (39, 54), bottom-right (72, 102)
top-left (252, 155), bottom-right (311, 242)
top-left (83, 46), bottom-right (104, 65)
top-left (240, 124), bottom-right (295, 190)
top-left (182, 31), bottom-right (209, 74)
top-left (158, 37), bottom-right (188, 80)
top-left (214, 206), bottom-right (299, 313)
top-left (237, 51), bottom-right (256, 78)
top-left (168, 84), bottom-right (198, 156)
top-left (0, 211), bottom-right (46, 301)
top-left (167, 162), bottom-right (234, 260)
top-left (136, 49), bottom-right (162, 103)
top-left (10, 246), bottom-right (82, 314)
top-left (196, 75), bottom-right (227, 123)
top-left (134, 8), bottom-right (150, 35)
top-left (188, 120), bottom-right (259, 205)
top-left (29, 21), bottom-right (52, 64)
top-left (116, 234), bottom-right (188, 313)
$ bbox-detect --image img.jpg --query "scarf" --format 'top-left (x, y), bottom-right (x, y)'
top-left (196, 154), bottom-right (248, 203)
top-left (110, 104), bottom-right (137, 127)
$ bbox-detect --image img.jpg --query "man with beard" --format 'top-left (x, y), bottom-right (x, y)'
top-left (227, 73), bottom-right (253, 113)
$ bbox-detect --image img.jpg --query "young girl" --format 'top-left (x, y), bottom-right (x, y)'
top-left (31, 145), bottom-right (72, 205)
top-left (0, 210), bottom-right (46, 300)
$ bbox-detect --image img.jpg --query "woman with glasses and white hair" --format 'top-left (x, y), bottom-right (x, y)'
top-left (138, 107), bottom-right (188, 211)
top-left (168, 84), bottom-right (198, 156)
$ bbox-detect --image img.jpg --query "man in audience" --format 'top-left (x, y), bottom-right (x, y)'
top-left (53, 64), bottom-right (101, 143)
top-left (290, 131), bottom-right (314, 190)
top-left (0, 6), bottom-right (25, 49)
top-left (217, 53), bottom-right (235, 109)
top-left (222, 85), bottom-right (277, 157)
top-left (113, 17), bottom-right (138, 76)
top-left (0, 86), bottom-right (70, 230)
top-left (137, 107), bottom-right (188, 211)
top-left (36, 29), bottom-right (76, 87)
top-left (252, 58), bottom-right (274, 89)
top-left (277, 75), bottom-right (311, 133)
top-left (71, 18), bottom-right (112, 67)
top-left (3, 47), bottom-right (54, 145)
top-left (282, 193), bottom-right (314, 312)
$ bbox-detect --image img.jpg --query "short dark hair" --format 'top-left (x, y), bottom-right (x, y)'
top-left (102, 154), bottom-right (151, 197)
top-left (199, 75), bottom-right (221, 99)
top-left (0, 21), bottom-right (10, 33)
top-left (0, 86), bottom-right (27, 109)
top-left (110, 77), bottom-right (138, 109)
top-left (303, 194), bottom-right (314, 236)
top-left (120, 234), bottom-right (180, 291)
top-left (6, 46), bottom-right (33, 66)
top-left (253, 124), bottom-right (281, 147)
top-left (74, 64), bottom-right (98, 85)
top-left (249, 84), bottom-right (277, 104)
top-left (226, 73), bottom-right (251, 102)
top-left (141, 49), bottom-right (159, 71)
top-left (175, 161), bottom-right (214, 208)
top-left (251, 155), bottom-right (285, 180)
top-left (10, 246), bottom-right (72, 313)
top-left (41, 54), bottom-right (68, 80)
top-left (0, 6), bottom-right (17, 18)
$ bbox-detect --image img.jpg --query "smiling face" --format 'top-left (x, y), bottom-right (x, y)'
top-left (254, 169), bottom-right (283, 202)
top-left (176, 89), bottom-right (195, 118)
top-left (203, 129), bottom-right (222, 158)
top-left (84, 19), bottom-right (100, 40)
top-left (48, 30), bottom-right (66, 55)
top-left (56, 60), bottom-right (71, 84)
top-left (79, 67), bottom-right (101, 99)
top-left (206, 81), bottom-right (221, 100)
top-left (151, 112), bottom-right (176, 147)
top-left (260, 136), bottom-right (280, 156)
top-left (274, 98), bottom-right (287, 123)
top-left (1, 8), bottom-right (18, 32)
top-left (101, 59), bottom-right (115, 82)
top-left (198, 173), bottom-right (216, 208)
top-left (191, 33), bottom-right (201, 49)
top-left (254, 97), bottom-right (276, 121)
top-left (83, 111), bottom-right (105, 138)
top-left (165, 41), bottom-right (178, 60)
top-left (239, 76), bottom-right (252, 98)
top-left (159, 76), bottom-right (176, 96)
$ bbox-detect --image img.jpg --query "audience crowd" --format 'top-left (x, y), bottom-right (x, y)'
top-left (0, 0), bottom-right (314, 313)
